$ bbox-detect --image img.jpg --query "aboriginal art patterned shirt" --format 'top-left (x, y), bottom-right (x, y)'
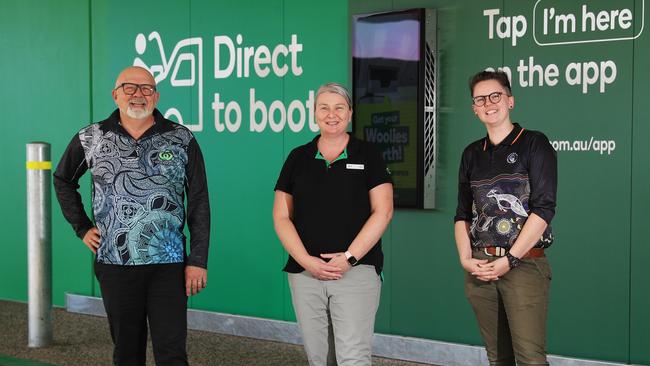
top-left (54, 109), bottom-right (210, 267)
top-left (454, 123), bottom-right (557, 249)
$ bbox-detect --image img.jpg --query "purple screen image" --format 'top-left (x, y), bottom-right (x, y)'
top-left (353, 18), bottom-right (420, 61)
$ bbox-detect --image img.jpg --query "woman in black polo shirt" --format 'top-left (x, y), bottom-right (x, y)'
top-left (273, 82), bottom-right (393, 366)
top-left (454, 70), bottom-right (557, 366)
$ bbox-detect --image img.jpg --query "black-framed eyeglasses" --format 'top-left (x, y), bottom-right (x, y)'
top-left (472, 92), bottom-right (507, 107)
top-left (115, 83), bottom-right (157, 96)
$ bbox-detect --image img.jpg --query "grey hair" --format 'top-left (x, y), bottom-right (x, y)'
top-left (315, 82), bottom-right (352, 109)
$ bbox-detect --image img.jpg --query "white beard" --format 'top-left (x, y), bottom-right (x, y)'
top-left (125, 105), bottom-right (153, 120)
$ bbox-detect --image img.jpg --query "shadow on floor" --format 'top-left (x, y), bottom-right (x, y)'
top-left (0, 300), bottom-right (432, 366)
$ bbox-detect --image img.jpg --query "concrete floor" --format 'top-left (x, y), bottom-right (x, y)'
top-left (0, 300), bottom-right (433, 366)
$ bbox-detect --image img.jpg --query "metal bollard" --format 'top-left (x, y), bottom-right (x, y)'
top-left (26, 142), bottom-right (53, 347)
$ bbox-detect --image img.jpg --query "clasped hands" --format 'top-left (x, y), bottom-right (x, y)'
top-left (462, 257), bottom-right (510, 282)
top-left (302, 252), bottom-right (351, 281)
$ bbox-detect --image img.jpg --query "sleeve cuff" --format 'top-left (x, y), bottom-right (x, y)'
top-left (530, 208), bottom-right (555, 224)
top-left (186, 255), bottom-right (208, 269)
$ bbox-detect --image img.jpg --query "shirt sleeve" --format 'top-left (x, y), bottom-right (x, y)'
top-left (185, 137), bottom-right (211, 269)
top-left (527, 133), bottom-right (557, 224)
top-left (53, 133), bottom-right (94, 239)
top-left (274, 149), bottom-right (299, 194)
top-left (454, 148), bottom-right (474, 222)
top-left (365, 142), bottom-right (392, 190)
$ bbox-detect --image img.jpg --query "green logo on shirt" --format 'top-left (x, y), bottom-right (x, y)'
top-left (159, 150), bottom-right (174, 161)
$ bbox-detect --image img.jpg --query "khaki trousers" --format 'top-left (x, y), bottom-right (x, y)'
top-left (288, 265), bottom-right (381, 366)
top-left (465, 251), bottom-right (552, 366)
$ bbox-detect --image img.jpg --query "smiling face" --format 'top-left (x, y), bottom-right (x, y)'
top-left (471, 79), bottom-right (514, 128)
top-left (315, 92), bottom-right (352, 138)
top-left (112, 66), bottom-right (159, 121)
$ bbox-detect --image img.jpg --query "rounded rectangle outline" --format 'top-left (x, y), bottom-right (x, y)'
top-left (532, 0), bottom-right (644, 46)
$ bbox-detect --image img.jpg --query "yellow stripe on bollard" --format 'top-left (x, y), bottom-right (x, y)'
top-left (26, 161), bottom-right (52, 170)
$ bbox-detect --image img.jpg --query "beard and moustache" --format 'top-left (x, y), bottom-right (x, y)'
top-left (123, 97), bottom-right (153, 120)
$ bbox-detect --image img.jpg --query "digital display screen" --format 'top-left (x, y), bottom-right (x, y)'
top-left (352, 9), bottom-right (422, 207)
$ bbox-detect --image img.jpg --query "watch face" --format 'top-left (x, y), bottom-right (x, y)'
top-left (348, 256), bottom-right (358, 266)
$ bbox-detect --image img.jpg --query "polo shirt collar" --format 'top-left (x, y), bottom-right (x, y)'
top-left (315, 148), bottom-right (348, 166)
top-left (100, 108), bottom-right (174, 139)
top-left (308, 133), bottom-right (361, 155)
top-left (483, 123), bottom-right (525, 151)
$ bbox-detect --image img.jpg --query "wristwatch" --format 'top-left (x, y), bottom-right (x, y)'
top-left (506, 252), bottom-right (521, 269)
top-left (344, 251), bottom-right (358, 266)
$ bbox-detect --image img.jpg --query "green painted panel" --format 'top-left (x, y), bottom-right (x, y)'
top-left (374, 226), bottom-right (393, 333)
top-left (0, 355), bottom-right (56, 366)
top-left (631, 0), bottom-right (650, 361)
top-left (0, 0), bottom-right (93, 305)
top-left (389, 210), bottom-right (478, 343)
top-left (187, 0), bottom-right (285, 318)
top-left (349, 0), bottom-right (394, 15)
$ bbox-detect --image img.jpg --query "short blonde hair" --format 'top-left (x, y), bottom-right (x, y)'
top-left (315, 82), bottom-right (352, 109)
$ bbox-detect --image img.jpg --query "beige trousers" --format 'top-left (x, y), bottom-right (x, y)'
top-left (288, 265), bottom-right (381, 366)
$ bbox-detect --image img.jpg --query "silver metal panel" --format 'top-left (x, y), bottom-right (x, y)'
top-left (188, 309), bottom-right (303, 345)
top-left (372, 333), bottom-right (484, 366)
top-left (423, 9), bottom-right (438, 209)
top-left (66, 293), bottom-right (106, 317)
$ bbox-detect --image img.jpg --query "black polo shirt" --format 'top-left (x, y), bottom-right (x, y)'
top-left (275, 134), bottom-right (392, 274)
top-left (454, 123), bottom-right (557, 249)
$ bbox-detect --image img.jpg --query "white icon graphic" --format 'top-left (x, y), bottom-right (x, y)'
top-left (133, 31), bottom-right (204, 131)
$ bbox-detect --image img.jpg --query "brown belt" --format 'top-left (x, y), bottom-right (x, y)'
top-left (479, 247), bottom-right (545, 259)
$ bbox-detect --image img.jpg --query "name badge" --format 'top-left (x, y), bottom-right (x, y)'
top-left (346, 163), bottom-right (365, 170)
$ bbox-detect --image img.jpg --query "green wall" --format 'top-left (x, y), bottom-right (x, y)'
top-left (1, 0), bottom-right (648, 364)
top-left (0, 0), bottom-right (95, 306)
top-left (631, 0), bottom-right (650, 362)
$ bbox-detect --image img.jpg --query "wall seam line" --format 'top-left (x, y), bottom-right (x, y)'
top-left (627, 1), bottom-right (636, 362)
top-left (87, 0), bottom-right (95, 297)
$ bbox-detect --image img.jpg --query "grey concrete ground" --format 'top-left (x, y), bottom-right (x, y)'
top-left (0, 300), bottom-right (433, 366)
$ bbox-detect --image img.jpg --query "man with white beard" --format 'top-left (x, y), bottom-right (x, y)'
top-left (54, 66), bottom-right (211, 366)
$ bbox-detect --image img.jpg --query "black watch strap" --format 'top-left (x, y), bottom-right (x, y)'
top-left (506, 252), bottom-right (521, 269)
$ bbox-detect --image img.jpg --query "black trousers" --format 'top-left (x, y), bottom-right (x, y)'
top-left (94, 262), bottom-right (188, 366)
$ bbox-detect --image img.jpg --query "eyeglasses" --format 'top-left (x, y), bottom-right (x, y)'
top-left (472, 92), bottom-right (507, 107)
top-left (115, 83), bottom-right (157, 96)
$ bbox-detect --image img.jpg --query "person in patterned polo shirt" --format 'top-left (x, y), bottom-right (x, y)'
top-left (54, 66), bottom-right (210, 366)
top-left (454, 70), bottom-right (557, 366)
